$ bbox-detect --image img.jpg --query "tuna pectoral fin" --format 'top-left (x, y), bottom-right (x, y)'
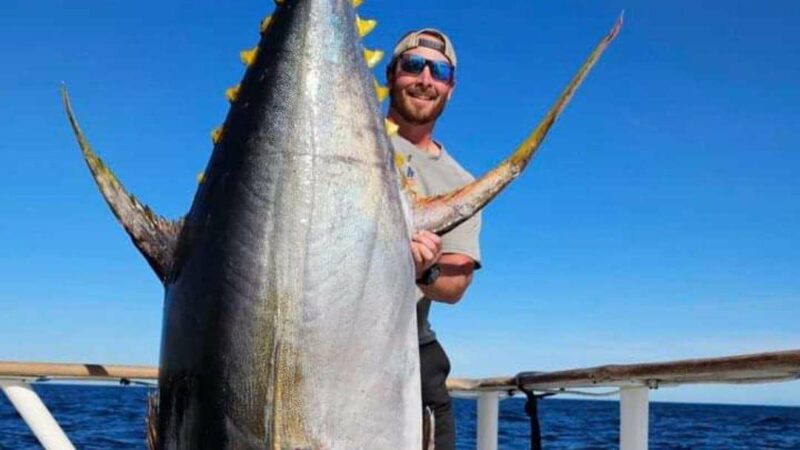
top-left (61, 86), bottom-right (183, 282)
top-left (411, 15), bottom-right (623, 235)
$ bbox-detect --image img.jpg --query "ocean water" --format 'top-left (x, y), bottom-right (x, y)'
top-left (1, 384), bottom-right (799, 449)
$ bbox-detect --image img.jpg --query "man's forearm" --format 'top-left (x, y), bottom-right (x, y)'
top-left (419, 273), bottom-right (471, 304)
top-left (418, 253), bottom-right (475, 304)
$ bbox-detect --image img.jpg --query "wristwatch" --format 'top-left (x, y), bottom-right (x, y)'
top-left (416, 263), bottom-right (441, 286)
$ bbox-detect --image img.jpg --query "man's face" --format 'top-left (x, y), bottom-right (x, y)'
top-left (388, 42), bottom-right (454, 125)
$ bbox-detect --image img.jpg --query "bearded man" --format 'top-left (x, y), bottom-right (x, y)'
top-left (387, 29), bottom-right (482, 450)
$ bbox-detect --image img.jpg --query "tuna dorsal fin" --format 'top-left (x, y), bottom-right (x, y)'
top-left (412, 14), bottom-right (623, 234)
top-left (61, 86), bottom-right (183, 282)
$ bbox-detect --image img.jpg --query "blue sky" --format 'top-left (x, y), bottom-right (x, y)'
top-left (1, 0), bottom-right (798, 406)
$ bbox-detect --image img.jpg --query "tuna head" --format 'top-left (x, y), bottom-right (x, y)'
top-left (62, 0), bottom-right (622, 448)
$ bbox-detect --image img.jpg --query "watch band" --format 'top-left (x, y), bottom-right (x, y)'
top-left (416, 263), bottom-right (441, 286)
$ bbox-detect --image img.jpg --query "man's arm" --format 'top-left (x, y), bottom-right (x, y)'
top-left (419, 253), bottom-right (475, 304)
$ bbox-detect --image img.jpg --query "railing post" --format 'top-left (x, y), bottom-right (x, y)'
top-left (477, 391), bottom-right (500, 450)
top-left (620, 386), bottom-right (649, 450)
top-left (0, 380), bottom-right (76, 450)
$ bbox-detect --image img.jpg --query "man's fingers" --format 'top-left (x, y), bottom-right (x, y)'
top-left (411, 245), bottom-right (423, 265)
top-left (418, 244), bottom-right (434, 262)
top-left (413, 232), bottom-right (442, 256)
top-left (414, 230), bottom-right (441, 247)
top-left (411, 230), bottom-right (443, 278)
top-left (419, 229), bottom-right (441, 241)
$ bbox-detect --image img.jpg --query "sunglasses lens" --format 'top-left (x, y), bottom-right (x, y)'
top-left (431, 62), bottom-right (454, 82)
top-left (401, 55), bottom-right (426, 74)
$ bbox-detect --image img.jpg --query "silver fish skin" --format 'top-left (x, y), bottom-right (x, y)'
top-left (158, 0), bottom-right (419, 448)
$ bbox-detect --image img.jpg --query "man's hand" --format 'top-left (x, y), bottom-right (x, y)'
top-left (411, 230), bottom-right (442, 278)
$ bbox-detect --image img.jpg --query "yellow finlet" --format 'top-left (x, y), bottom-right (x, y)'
top-left (240, 46), bottom-right (259, 67)
top-left (352, 0), bottom-right (364, 7)
top-left (225, 84), bottom-right (241, 103)
top-left (385, 119), bottom-right (399, 137)
top-left (196, 172), bottom-right (205, 184)
top-left (260, 16), bottom-right (272, 34)
top-left (356, 17), bottom-right (377, 37)
top-left (363, 49), bottom-right (384, 68)
top-left (211, 126), bottom-right (224, 144)
top-left (374, 80), bottom-right (389, 102)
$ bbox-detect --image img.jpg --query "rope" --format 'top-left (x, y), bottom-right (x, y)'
top-left (534, 387), bottom-right (621, 398)
top-left (514, 378), bottom-right (621, 449)
top-left (516, 377), bottom-right (556, 450)
top-left (22, 376), bottom-right (157, 388)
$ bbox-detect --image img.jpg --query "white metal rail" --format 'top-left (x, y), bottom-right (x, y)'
top-left (0, 379), bottom-right (75, 450)
top-left (620, 387), bottom-right (649, 450)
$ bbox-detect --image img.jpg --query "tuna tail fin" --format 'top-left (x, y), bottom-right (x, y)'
top-left (61, 86), bottom-right (183, 282)
top-left (411, 14), bottom-right (623, 234)
top-left (147, 392), bottom-right (158, 450)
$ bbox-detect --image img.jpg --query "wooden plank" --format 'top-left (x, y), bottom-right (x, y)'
top-left (0, 362), bottom-right (157, 380)
top-left (447, 349), bottom-right (800, 392)
top-left (515, 349), bottom-right (800, 390)
top-left (3, 349), bottom-right (799, 393)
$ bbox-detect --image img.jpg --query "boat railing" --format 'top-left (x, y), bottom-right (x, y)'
top-left (2, 349), bottom-right (799, 450)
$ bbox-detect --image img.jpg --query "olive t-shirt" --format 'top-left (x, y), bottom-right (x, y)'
top-left (391, 135), bottom-right (482, 345)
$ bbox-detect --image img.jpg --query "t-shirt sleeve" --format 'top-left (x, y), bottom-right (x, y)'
top-left (441, 211), bottom-right (482, 269)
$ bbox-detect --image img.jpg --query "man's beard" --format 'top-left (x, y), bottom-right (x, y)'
top-left (390, 83), bottom-right (448, 125)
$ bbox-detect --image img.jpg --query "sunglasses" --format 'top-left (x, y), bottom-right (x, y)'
top-left (398, 54), bottom-right (455, 83)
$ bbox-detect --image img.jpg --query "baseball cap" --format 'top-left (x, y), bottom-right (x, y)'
top-left (391, 28), bottom-right (457, 67)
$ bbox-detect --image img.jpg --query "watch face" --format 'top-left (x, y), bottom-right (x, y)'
top-left (420, 263), bottom-right (441, 286)
top-left (429, 264), bottom-right (441, 282)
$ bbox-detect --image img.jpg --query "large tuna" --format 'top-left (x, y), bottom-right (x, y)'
top-left (62, 0), bottom-right (622, 448)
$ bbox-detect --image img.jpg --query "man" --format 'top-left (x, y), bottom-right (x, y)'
top-left (388, 29), bottom-right (482, 450)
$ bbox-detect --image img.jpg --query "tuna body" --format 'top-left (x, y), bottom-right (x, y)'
top-left (157, 1), bottom-right (420, 448)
